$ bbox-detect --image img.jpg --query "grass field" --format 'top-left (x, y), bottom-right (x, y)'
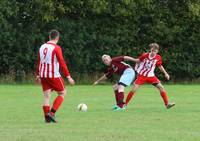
top-left (0, 84), bottom-right (200, 141)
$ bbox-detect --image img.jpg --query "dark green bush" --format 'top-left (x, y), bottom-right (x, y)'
top-left (0, 0), bottom-right (200, 83)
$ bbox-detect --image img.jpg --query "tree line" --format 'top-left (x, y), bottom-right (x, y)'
top-left (0, 0), bottom-right (200, 83)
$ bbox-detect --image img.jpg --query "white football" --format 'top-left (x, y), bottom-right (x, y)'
top-left (77, 103), bottom-right (88, 112)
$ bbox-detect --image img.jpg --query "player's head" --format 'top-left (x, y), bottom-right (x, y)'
top-left (102, 54), bottom-right (112, 66)
top-left (49, 29), bottom-right (60, 41)
top-left (149, 43), bottom-right (159, 56)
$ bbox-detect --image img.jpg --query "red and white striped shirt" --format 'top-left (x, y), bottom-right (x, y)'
top-left (136, 53), bottom-right (162, 77)
top-left (36, 42), bottom-right (70, 78)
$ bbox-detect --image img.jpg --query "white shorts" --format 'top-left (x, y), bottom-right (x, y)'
top-left (119, 68), bottom-right (135, 86)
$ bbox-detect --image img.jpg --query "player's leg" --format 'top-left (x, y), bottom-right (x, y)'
top-left (113, 84), bottom-right (119, 104)
top-left (40, 78), bottom-right (52, 123)
top-left (43, 90), bottom-right (51, 123)
top-left (154, 83), bottom-right (175, 109)
top-left (125, 84), bottom-right (140, 105)
top-left (149, 76), bottom-right (169, 107)
top-left (47, 90), bottom-right (66, 123)
top-left (117, 84), bottom-right (126, 108)
top-left (50, 89), bottom-right (66, 116)
top-left (48, 77), bottom-right (66, 122)
top-left (154, 83), bottom-right (168, 105)
top-left (125, 74), bottom-right (144, 105)
top-left (116, 68), bottom-right (136, 106)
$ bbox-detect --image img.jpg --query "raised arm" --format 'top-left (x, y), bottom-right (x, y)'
top-left (124, 56), bottom-right (140, 63)
top-left (158, 65), bottom-right (170, 80)
top-left (93, 74), bottom-right (107, 85)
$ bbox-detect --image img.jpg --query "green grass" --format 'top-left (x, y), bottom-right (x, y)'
top-left (0, 84), bottom-right (200, 141)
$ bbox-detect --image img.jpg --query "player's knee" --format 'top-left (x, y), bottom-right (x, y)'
top-left (159, 88), bottom-right (165, 93)
top-left (132, 88), bottom-right (136, 92)
top-left (44, 93), bottom-right (50, 99)
top-left (58, 89), bottom-right (66, 97)
top-left (118, 88), bottom-right (124, 93)
top-left (113, 84), bottom-right (118, 90)
top-left (157, 84), bottom-right (164, 92)
top-left (131, 87), bottom-right (135, 92)
top-left (62, 91), bottom-right (66, 97)
top-left (160, 87), bottom-right (164, 92)
top-left (118, 85), bottom-right (125, 93)
top-left (132, 85), bottom-right (139, 92)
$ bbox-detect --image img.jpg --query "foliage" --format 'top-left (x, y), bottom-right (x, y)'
top-left (0, 0), bottom-right (200, 82)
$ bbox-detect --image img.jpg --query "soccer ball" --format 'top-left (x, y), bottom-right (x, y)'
top-left (77, 103), bottom-right (88, 112)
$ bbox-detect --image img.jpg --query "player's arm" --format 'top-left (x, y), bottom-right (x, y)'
top-left (56, 47), bottom-right (75, 85)
top-left (112, 56), bottom-right (140, 63)
top-left (112, 56), bottom-right (124, 62)
top-left (93, 74), bottom-right (107, 85)
top-left (124, 56), bottom-right (140, 63)
top-left (35, 51), bottom-right (41, 83)
top-left (93, 69), bottom-right (113, 85)
top-left (158, 65), bottom-right (170, 80)
top-left (157, 55), bottom-right (169, 80)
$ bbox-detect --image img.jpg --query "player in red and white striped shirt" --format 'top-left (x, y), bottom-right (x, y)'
top-left (36, 29), bottom-right (75, 123)
top-left (126, 43), bottom-right (175, 109)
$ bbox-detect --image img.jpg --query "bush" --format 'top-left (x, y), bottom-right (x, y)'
top-left (0, 0), bottom-right (200, 83)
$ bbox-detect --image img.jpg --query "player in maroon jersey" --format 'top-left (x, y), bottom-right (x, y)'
top-left (36, 29), bottom-right (75, 123)
top-left (93, 55), bottom-right (138, 111)
top-left (125, 43), bottom-right (175, 109)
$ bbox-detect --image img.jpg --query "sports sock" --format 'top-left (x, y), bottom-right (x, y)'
top-left (160, 91), bottom-right (168, 106)
top-left (117, 92), bottom-right (125, 108)
top-left (50, 96), bottom-right (64, 115)
top-left (114, 90), bottom-right (119, 104)
top-left (125, 91), bottom-right (135, 105)
top-left (43, 106), bottom-right (50, 121)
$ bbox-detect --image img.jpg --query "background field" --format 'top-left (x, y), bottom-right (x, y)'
top-left (0, 84), bottom-right (200, 141)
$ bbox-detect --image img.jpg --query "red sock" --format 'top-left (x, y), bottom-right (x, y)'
top-left (117, 92), bottom-right (124, 108)
top-left (43, 106), bottom-right (50, 121)
top-left (114, 90), bottom-right (119, 104)
top-left (43, 106), bottom-right (50, 115)
top-left (51, 96), bottom-right (64, 115)
top-left (125, 91), bottom-right (135, 105)
top-left (160, 91), bottom-right (168, 106)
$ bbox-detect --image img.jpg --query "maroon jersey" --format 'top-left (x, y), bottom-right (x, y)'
top-left (105, 56), bottom-right (130, 78)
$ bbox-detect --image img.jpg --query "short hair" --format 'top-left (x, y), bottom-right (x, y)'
top-left (149, 43), bottom-right (159, 50)
top-left (49, 29), bottom-right (60, 40)
top-left (102, 54), bottom-right (111, 60)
